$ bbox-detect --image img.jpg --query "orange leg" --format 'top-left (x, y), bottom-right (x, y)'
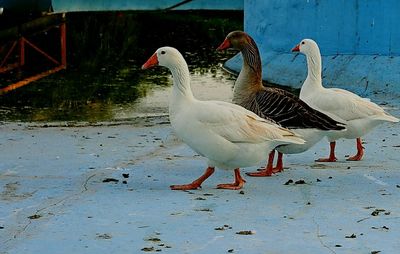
top-left (217, 168), bottom-right (246, 190)
top-left (170, 167), bottom-right (215, 190)
top-left (272, 152), bottom-right (284, 173)
top-left (246, 151), bottom-right (275, 177)
top-left (347, 138), bottom-right (364, 161)
top-left (316, 141), bottom-right (338, 162)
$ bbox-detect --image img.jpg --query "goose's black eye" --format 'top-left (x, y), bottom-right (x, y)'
top-left (301, 41), bottom-right (305, 45)
top-left (161, 51), bottom-right (166, 55)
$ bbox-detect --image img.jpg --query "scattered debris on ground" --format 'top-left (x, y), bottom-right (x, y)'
top-left (102, 178), bottom-right (119, 183)
top-left (28, 214), bottom-right (41, 220)
top-left (284, 179), bottom-right (306, 185)
top-left (141, 247), bottom-right (156, 252)
top-left (236, 230), bottom-right (254, 235)
top-left (96, 233), bottom-right (112, 240)
top-left (371, 208), bottom-right (387, 216)
top-left (215, 225), bottom-right (232, 231)
top-left (284, 179), bottom-right (293, 185)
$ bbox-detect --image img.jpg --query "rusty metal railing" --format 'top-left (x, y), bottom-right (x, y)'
top-left (0, 13), bottom-right (67, 95)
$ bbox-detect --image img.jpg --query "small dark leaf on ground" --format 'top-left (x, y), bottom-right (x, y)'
top-left (96, 233), bottom-right (112, 239)
top-left (122, 173), bottom-right (129, 178)
top-left (239, 191), bottom-right (245, 195)
top-left (284, 179), bottom-right (293, 185)
top-left (335, 244), bottom-right (342, 247)
top-left (371, 251), bottom-right (381, 254)
top-left (371, 209), bottom-right (386, 216)
top-left (102, 178), bottom-right (119, 183)
top-left (141, 247), bottom-right (154, 252)
top-left (345, 233), bottom-right (356, 238)
top-left (28, 214), bottom-right (41, 219)
top-left (295, 180), bottom-right (306, 184)
top-left (147, 238), bottom-right (161, 242)
top-left (236, 230), bottom-right (254, 235)
top-left (228, 249), bottom-right (234, 253)
top-left (371, 210), bottom-right (380, 216)
top-left (195, 208), bottom-right (212, 212)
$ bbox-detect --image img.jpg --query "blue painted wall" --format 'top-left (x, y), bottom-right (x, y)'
top-left (51, 0), bottom-right (243, 12)
top-left (225, 0), bottom-right (400, 97)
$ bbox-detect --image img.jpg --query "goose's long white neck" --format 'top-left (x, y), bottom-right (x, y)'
top-left (168, 59), bottom-right (195, 115)
top-left (301, 47), bottom-right (324, 98)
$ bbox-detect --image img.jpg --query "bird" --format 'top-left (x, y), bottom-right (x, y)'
top-left (292, 38), bottom-right (399, 162)
top-left (216, 31), bottom-right (345, 176)
top-left (141, 46), bottom-right (305, 190)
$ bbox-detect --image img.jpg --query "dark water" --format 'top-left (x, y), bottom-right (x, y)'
top-left (0, 11), bottom-right (242, 122)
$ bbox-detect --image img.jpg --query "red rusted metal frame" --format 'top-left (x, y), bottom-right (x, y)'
top-left (0, 17), bottom-right (67, 95)
top-left (22, 37), bottom-right (60, 65)
top-left (0, 41), bottom-right (18, 68)
top-left (0, 62), bottom-right (19, 73)
top-left (60, 22), bottom-right (67, 68)
top-left (0, 66), bottom-right (65, 95)
top-left (19, 37), bottom-right (25, 66)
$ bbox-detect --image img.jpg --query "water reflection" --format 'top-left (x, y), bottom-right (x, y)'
top-left (0, 11), bottom-right (242, 122)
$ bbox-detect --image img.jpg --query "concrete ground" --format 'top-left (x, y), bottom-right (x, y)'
top-left (1, 100), bottom-right (399, 254)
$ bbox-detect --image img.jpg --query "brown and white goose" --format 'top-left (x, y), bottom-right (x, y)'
top-left (217, 31), bottom-right (345, 176)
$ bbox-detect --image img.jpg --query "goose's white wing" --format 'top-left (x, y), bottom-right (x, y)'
top-left (193, 100), bottom-right (304, 144)
top-left (309, 88), bottom-right (395, 122)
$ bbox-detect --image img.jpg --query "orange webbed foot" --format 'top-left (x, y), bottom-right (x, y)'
top-left (246, 169), bottom-right (274, 177)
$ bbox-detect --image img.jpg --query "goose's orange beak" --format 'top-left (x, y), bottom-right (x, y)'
top-left (291, 44), bottom-right (300, 52)
top-left (216, 39), bottom-right (231, 51)
top-left (142, 52), bottom-right (158, 69)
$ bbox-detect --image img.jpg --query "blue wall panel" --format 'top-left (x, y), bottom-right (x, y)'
top-left (226, 0), bottom-right (400, 97)
top-left (51, 0), bottom-right (243, 12)
top-left (244, 0), bottom-right (400, 55)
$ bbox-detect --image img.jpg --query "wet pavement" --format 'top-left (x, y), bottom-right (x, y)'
top-left (1, 97), bottom-right (399, 254)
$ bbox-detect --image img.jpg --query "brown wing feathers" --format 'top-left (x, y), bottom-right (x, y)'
top-left (255, 88), bottom-right (345, 130)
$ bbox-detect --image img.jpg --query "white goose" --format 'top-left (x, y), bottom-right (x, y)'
top-left (142, 46), bottom-right (305, 190)
top-left (292, 39), bottom-right (399, 162)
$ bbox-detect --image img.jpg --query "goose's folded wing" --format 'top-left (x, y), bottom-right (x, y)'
top-left (254, 88), bottom-right (345, 130)
top-left (315, 88), bottom-right (390, 121)
top-left (194, 101), bottom-right (303, 144)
